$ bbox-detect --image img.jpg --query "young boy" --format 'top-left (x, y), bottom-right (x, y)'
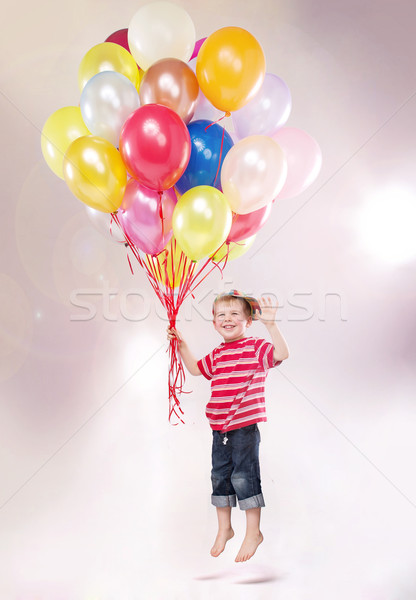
top-left (167, 290), bottom-right (289, 562)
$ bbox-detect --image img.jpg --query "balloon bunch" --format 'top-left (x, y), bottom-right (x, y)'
top-left (41, 0), bottom-right (322, 423)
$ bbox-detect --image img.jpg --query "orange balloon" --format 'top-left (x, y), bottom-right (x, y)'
top-left (196, 27), bottom-right (265, 112)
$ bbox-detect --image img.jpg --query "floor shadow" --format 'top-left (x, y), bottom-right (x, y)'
top-left (194, 565), bottom-right (286, 585)
top-left (194, 570), bottom-right (233, 581)
top-left (234, 573), bottom-right (282, 585)
top-left (233, 566), bottom-right (286, 585)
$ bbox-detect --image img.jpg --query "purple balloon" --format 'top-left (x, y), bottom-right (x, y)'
top-left (232, 73), bottom-right (292, 139)
top-left (118, 180), bottom-right (177, 255)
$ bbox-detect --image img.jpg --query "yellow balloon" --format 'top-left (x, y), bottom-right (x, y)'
top-left (172, 185), bottom-right (232, 261)
top-left (41, 106), bottom-right (90, 179)
top-left (63, 136), bottom-right (127, 213)
top-left (135, 68), bottom-right (146, 92)
top-left (211, 235), bottom-right (256, 262)
top-left (196, 27), bottom-right (265, 112)
top-left (78, 42), bottom-right (139, 91)
top-left (151, 238), bottom-right (198, 289)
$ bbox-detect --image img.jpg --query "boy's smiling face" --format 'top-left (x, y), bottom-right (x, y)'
top-left (213, 299), bottom-right (252, 343)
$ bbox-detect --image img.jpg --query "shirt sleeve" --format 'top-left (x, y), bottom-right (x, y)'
top-left (197, 351), bottom-right (215, 380)
top-left (255, 338), bottom-right (282, 370)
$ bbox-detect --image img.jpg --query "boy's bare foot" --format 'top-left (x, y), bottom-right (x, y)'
top-left (210, 527), bottom-right (235, 557)
top-left (235, 531), bottom-right (263, 562)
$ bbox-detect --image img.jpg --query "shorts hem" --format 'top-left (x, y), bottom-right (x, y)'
top-left (211, 494), bottom-right (237, 508)
top-left (238, 493), bottom-right (265, 510)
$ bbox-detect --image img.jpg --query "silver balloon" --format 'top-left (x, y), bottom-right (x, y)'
top-left (80, 71), bottom-right (140, 147)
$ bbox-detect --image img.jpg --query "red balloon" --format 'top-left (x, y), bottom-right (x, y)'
top-left (105, 28), bottom-right (131, 53)
top-left (227, 202), bottom-right (273, 243)
top-left (119, 104), bottom-right (191, 191)
top-left (118, 180), bottom-right (177, 255)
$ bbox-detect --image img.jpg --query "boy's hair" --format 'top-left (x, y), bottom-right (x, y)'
top-left (213, 295), bottom-right (252, 319)
top-left (213, 290), bottom-right (261, 320)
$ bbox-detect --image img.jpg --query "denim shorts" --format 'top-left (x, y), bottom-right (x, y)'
top-left (211, 423), bottom-right (265, 510)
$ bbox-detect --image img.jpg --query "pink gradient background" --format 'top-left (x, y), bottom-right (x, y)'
top-left (1, 0), bottom-right (416, 598)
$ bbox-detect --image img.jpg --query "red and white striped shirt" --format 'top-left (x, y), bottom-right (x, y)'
top-left (197, 336), bottom-right (280, 432)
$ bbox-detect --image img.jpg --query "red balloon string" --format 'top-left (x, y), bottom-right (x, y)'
top-left (111, 213), bottom-right (228, 424)
top-left (158, 190), bottom-right (164, 236)
top-left (202, 112), bottom-right (230, 188)
top-left (109, 213), bottom-right (115, 240)
top-left (204, 111), bottom-right (231, 130)
top-left (213, 125), bottom-right (226, 187)
top-left (126, 251), bottom-right (134, 275)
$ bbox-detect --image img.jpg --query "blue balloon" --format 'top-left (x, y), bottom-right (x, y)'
top-left (175, 119), bottom-right (234, 195)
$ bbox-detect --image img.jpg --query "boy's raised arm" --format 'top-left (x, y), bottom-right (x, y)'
top-left (257, 297), bottom-right (290, 362)
top-left (167, 327), bottom-right (202, 376)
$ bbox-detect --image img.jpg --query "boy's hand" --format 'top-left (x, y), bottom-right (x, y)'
top-left (167, 326), bottom-right (182, 343)
top-left (166, 326), bottom-right (201, 376)
top-left (257, 296), bottom-right (278, 325)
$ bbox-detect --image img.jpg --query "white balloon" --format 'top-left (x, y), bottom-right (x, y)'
top-left (221, 135), bottom-right (288, 214)
top-left (85, 205), bottom-right (126, 244)
top-left (128, 1), bottom-right (195, 70)
top-left (80, 71), bottom-right (140, 148)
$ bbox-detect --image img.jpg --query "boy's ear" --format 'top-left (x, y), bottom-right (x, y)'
top-left (246, 316), bottom-right (253, 328)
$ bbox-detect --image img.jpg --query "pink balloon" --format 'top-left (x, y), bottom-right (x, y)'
top-left (227, 203), bottom-right (273, 243)
top-left (119, 104), bottom-right (191, 191)
top-left (118, 180), bottom-right (177, 255)
top-left (272, 127), bottom-right (322, 200)
top-left (232, 73), bottom-right (291, 139)
top-left (190, 37), bottom-right (207, 61)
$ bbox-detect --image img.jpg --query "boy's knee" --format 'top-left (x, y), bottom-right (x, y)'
top-left (231, 468), bottom-right (263, 505)
top-left (230, 472), bottom-right (247, 496)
